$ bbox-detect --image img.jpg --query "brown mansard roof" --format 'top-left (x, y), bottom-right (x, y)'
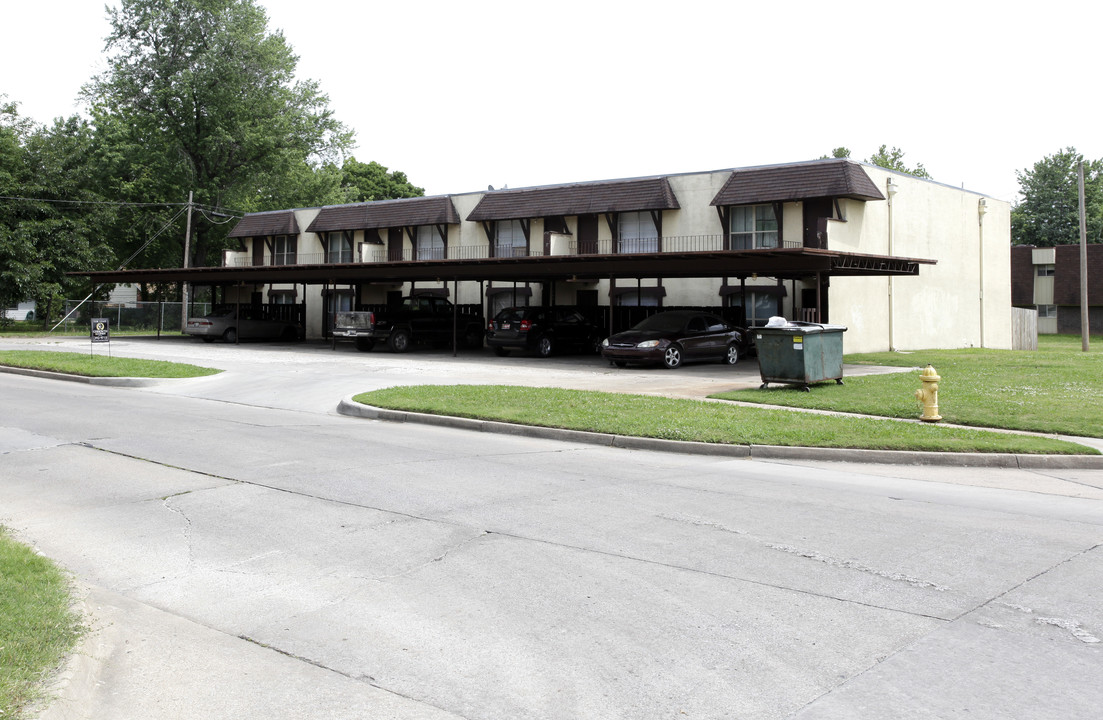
top-left (466, 177), bottom-right (680, 222)
top-left (711, 159), bottom-right (885, 206)
top-left (306, 196), bottom-right (461, 233)
top-left (227, 210), bottom-right (299, 238)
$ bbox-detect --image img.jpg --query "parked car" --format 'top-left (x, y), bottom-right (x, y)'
top-left (486, 306), bottom-right (605, 357)
top-left (329, 296), bottom-right (484, 353)
top-left (601, 310), bottom-right (748, 369)
top-left (184, 306), bottom-right (300, 343)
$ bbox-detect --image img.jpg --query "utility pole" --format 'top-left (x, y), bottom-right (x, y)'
top-left (1080, 164), bottom-right (1090, 352)
top-left (181, 191), bottom-right (193, 332)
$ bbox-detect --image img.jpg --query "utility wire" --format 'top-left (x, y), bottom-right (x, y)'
top-left (0, 194), bottom-right (243, 217)
top-left (50, 205), bottom-right (191, 332)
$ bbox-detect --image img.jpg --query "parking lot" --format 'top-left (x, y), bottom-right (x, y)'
top-left (6, 334), bottom-right (910, 414)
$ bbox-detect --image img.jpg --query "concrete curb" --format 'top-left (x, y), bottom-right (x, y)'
top-left (0, 365), bottom-right (172, 387)
top-left (336, 397), bottom-right (1103, 469)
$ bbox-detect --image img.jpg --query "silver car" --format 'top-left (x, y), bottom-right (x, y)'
top-left (185, 306), bottom-right (300, 343)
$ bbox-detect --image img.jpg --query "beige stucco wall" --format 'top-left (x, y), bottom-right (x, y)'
top-left (828, 166), bottom-right (1011, 353)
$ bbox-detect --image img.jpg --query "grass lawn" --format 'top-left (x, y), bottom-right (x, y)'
top-left (0, 351), bottom-right (220, 378)
top-left (354, 385), bottom-right (1091, 455)
top-left (0, 327), bottom-right (170, 338)
top-left (0, 527), bottom-right (82, 719)
top-left (712, 334), bottom-right (1103, 438)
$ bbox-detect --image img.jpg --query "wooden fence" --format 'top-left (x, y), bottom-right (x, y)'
top-left (1011, 307), bottom-right (1037, 350)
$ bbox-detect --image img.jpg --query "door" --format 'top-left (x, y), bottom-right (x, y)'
top-left (388, 228), bottom-right (404, 261)
top-left (803, 199), bottom-right (833, 248)
top-left (577, 214), bottom-right (598, 254)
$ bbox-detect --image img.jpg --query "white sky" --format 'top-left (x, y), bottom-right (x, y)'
top-left (3, 0), bottom-right (1101, 204)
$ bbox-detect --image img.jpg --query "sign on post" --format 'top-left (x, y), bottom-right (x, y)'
top-left (90, 317), bottom-right (110, 356)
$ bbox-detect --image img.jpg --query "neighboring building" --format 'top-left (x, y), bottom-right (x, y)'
top-left (80, 158), bottom-right (1012, 353)
top-left (2, 301), bottom-right (36, 321)
top-left (1012, 244), bottom-right (1103, 334)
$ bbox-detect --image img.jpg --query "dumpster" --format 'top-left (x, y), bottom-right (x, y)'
top-left (755, 321), bottom-right (847, 391)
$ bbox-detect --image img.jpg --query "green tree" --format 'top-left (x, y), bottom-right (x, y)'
top-left (340, 158), bottom-right (425, 203)
top-left (1011, 147), bottom-right (1103, 246)
top-left (83, 0), bottom-right (355, 269)
top-left (0, 100), bottom-right (113, 322)
top-left (819, 147), bottom-right (852, 159)
top-left (866, 145), bottom-right (931, 179)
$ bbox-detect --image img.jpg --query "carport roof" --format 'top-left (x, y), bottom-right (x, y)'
top-left (77, 247), bottom-right (933, 287)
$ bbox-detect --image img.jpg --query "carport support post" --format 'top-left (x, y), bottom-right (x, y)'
top-left (453, 278), bottom-right (459, 357)
top-left (816, 272), bottom-right (822, 324)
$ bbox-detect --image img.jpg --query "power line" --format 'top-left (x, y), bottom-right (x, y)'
top-left (0, 194), bottom-right (243, 217)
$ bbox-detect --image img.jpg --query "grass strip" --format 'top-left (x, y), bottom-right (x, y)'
top-left (0, 527), bottom-right (83, 719)
top-left (353, 385), bottom-right (1091, 455)
top-left (0, 351), bottom-right (220, 379)
top-left (713, 334), bottom-right (1103, 438)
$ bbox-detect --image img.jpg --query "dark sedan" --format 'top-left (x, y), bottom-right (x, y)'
top-left (601, 311), bottom-right (747, 369)
top-left (486, 306), bottom-right (605, 357)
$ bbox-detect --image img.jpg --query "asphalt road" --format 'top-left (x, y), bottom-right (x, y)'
top-left (1, 336), bottom-right (1102, 719)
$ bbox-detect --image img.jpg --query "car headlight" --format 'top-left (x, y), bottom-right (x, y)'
top-left (601, 338), bottom-right (609, 347)
top-left (637, 340), bottom-right (660, 348)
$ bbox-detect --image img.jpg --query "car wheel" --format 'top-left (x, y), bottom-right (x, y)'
top-left (388, 328), bottom-right (411, 353)
top-left (536, 336), bottom-right (554, 358)
top-left (662, 344), bottom-right (683, 369)
top-left (724, 343), bottom-right (740, 365)
top-left (355, 338), bottom-right (375, 352)
top-left (493, 346), bottom-right (510, 357)
top-left (223, 328), bottom-right (238, 344)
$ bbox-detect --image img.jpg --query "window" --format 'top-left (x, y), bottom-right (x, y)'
top-left (325, 232), bottom-right (352, 263)
top-left (416, 225), bottom-right (446, 260)
top-left (616, 290), bottom-right (660, 307)
top-left (490, 290), bottom-right (528, 317)
top-left (328, 290), bottom-right (353, 314)
top-left (495, 220), bottom-right (527, 258)
top-left (731, 205), bottom-right (779, 249)
top-left (269, 290), bottom-right (295, 305)
top-left (1037, 304), bottom-right (1057, 318)
top-left (1036, 264), bottom-right (1055, 277)
top-left (747, 291), bottom-right (780, 326)
top-left (273, 235), bottom-right (296, 265)
top-left (618, 211), bottom-right (658, 253)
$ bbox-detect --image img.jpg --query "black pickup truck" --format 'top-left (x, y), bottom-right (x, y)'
top-left (331, 296), bottom-right (484, 352)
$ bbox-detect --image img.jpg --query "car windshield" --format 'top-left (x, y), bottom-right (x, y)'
top-left (632, 313), bottom-right (690, 333)
top-left (495, 308), bottom-right (526, 323)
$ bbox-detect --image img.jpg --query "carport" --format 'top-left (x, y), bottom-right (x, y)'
top-left (77, 246), bottom-right (933, 348)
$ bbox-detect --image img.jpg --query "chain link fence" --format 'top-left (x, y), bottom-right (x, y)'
top-left (60, 301), bottom-right (212, 334)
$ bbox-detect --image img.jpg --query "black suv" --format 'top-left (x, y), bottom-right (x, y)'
top-left (486, 306), bottom-right (605, 357)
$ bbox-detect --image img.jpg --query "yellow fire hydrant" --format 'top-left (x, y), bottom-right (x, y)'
top-left (915, 365), bottom-right (942, 422)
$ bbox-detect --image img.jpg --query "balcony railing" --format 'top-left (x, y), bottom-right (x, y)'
top-left (228, 234), bottom-right (803, 268)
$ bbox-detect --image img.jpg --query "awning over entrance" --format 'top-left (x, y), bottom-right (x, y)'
top-left (227, 210), bottom-right (299, 238)
top-left (710, 159), bottom-right (885, 206)
top-left (305, 196), bottom-right (461, 233)
top-left (466, 176), bottom-right (680, 221)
